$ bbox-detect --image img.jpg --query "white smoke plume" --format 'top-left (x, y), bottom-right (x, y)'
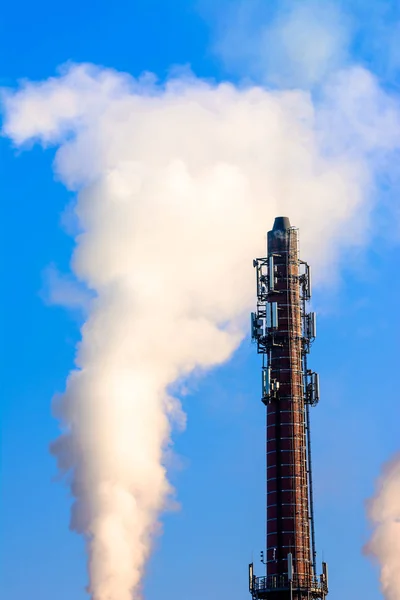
top-left (366, 456), bottom-right (400, 600)
top-left (2, 63), bottom-right (399, 599)
top-left (205, 0), bottom-right (350, 88)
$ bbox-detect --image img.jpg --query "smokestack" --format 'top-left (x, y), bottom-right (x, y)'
top-left (250, 218), bottom-right (328, 599)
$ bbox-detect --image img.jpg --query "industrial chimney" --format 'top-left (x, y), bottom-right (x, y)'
top-left (249, 218), bottom-right (328, 600)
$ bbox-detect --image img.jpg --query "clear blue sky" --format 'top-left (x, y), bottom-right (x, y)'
top-left (1, 2), bottom-right (399, 600)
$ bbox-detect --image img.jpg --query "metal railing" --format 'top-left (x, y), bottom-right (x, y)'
top-left (253, 574), bottom-right (327, 594)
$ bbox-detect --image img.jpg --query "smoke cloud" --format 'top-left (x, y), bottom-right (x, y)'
top-left (205, 0), bottom-right (350, 88)
top-left (366, 456), bottom-right (400, 600)
top-left (2, 61), bottom-right (399, 599)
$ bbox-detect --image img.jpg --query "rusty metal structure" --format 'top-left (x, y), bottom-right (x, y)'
top-left (249, 217), bottom-right (328, 600)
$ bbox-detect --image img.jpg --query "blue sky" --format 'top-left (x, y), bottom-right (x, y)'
top-left (1, 1), bottom-right (400, 600)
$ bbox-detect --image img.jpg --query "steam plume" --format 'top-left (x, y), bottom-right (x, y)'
top-left (366, 457), bottom-right (400, 600)
top-left (2, 63), bottom-right (399, 599)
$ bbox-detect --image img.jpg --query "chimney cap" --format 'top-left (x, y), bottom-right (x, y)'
top-left (272, 216), bottom-right (291, 231)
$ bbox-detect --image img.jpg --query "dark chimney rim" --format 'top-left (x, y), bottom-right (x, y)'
top-left (272, 216), bottom-right (291, 231)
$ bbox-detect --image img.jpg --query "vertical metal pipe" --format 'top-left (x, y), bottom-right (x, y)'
top-left (306, 401), bottom-right (317, 577)
top-left (302, 284), bottom-right (317, 579)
